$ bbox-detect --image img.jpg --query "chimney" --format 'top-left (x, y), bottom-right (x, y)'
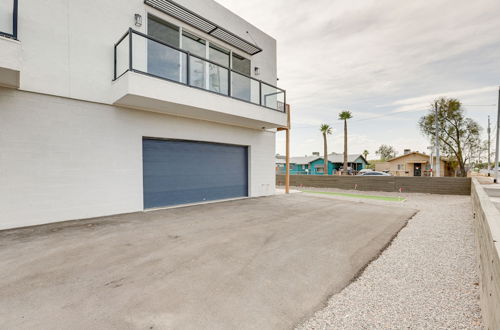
top-left (404, 149), bottom-right (411, 155)
top-left (312, 152), bottom-right (320, 156)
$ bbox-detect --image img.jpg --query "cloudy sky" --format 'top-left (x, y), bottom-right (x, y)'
top-left (217, 0), bottom-right (500, 159)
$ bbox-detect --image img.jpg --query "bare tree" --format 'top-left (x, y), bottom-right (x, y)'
top-left (375, 144), bottom-right (397, 161)
top-left (418, 97), bottom-right (482, 177)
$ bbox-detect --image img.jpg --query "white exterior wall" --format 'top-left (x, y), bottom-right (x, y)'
top-left (0, 88), bottom-right (276, 230)
top-left (0, 0), bottom-right (281, 229)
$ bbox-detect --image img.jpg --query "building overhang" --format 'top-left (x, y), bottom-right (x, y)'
top-left (0, 36), bottom-right (21, 88)
top-left (111, 71), bottom-right (287, 129)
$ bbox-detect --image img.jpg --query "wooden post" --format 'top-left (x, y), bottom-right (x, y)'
top-left (277, 105), bottom-right (291, 194)
top-left (285, 104), bottom-right (291, 194)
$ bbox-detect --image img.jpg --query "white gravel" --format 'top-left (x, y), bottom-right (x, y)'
top-left (295, 187), bottom-right (482, 329)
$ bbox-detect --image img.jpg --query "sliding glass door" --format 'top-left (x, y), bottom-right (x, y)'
top-left (147, 15), bottom-right (184, 82)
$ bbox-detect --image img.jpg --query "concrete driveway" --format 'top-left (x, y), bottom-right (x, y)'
top-left (0, 194), bottom-right (416, 330)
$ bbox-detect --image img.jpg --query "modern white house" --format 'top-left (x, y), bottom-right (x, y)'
top-left (0, 0), bottom-right (286, 229)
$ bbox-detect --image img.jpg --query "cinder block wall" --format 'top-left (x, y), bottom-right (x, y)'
top-left (471, 179), bottom-right (500, 329)
top-left (276, 175), bottom-right (471, 195)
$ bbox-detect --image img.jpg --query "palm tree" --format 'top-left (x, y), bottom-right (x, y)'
top-left (320, 124), bottom-right (333, 175)
top-left (339, 111), bottom-right (353, 174)
top-left (363, 149), bottom-right (369, 160)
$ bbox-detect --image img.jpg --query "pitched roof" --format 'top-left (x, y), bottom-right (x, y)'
top-left (275, 153), bottom-right (367, 165)
top-left (386, 152), bottom-right (448, 163)
top-left (327, 153), bottom-right (366, 163)
top-left (276, 156), bottom-right (320, 165)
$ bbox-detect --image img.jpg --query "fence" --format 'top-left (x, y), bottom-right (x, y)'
top-left (471, 179), bottom-right (500, 329)
top-left (276, 175), bottom-right (471, 195)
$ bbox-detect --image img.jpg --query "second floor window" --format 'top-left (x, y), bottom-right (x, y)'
top-left (147, 15), bottom-right (183, 82)
top-left (145, 14), bottom-right (254, 99)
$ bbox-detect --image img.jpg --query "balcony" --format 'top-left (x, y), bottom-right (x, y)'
top-left (111, 29), bottom-right (287, 129)
top-left (0, 0), bottom-right (20, 88)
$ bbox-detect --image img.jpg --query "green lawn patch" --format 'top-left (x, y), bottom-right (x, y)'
top-left (303, 190), bottom-right (406, 202)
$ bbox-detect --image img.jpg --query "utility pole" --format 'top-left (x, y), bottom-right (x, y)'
top-left (427, 145), bottom-right (434, 176)
top-left (495, 87), bottom-right (500, 183)
top-left (488, 115), bottom-right (491, 176)
top-left (434, 101), bottom-right (441, 177)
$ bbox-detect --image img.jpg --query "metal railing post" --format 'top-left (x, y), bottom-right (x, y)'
top-left (186, 54), bottom-right (190, 85)
top-left (128, 28), bottom-right (133, 71)
top-left (228, 70), bottom-right (232, 97)
top-left (114, 44), bottom-right (117, 80)
top-left (13, 0), bottom-right (18, 39)
top-left (283, 91), bottom-right (287, 113)
top-left (259, 82), bottom-right (262, 106)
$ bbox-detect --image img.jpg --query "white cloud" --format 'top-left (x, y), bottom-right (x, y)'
top-left (216, 0), bottom-right (500, 156)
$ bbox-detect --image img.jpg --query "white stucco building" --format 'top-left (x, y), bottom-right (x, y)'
top-left (0, 0), bottom-right (286, 229)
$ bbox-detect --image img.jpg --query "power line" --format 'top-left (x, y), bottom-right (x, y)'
top-left (290, 103), bottom-right (499, 130)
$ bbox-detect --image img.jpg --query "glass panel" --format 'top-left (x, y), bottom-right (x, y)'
top-left (115, 33), bottom-right (130, 79)
top-left (261, 83), bottom-right (285, 111)
top-left (188, 56), bottom-right (206, 89)
top-left (232, 53), bottom-right (251, 75)
top-left (231, 72), bottom-right (259, 104)
top-left (208, 62), bottom-right (229, 95)
top-left (148, 15), bottom-right (180, 48)
top-left (132, 32), bottom-right (187, 83)
top-left (182, 31), bottom-right (206, 57)
top-left (0, 0), bottom-right (14, 35)
top-left (209, 43), bottom-right (229, 67)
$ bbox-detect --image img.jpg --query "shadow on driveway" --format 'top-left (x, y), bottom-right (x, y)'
top-left (0, 194), bottom-right (416, 329)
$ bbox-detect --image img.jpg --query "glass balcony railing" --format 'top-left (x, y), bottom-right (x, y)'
top-left (0, 0), bottom-right (17, 39)
top-left (114, 29), bottom-right (286, 112)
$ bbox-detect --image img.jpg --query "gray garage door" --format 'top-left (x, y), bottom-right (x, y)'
top-left (143, 138), bottom-right (248, 209)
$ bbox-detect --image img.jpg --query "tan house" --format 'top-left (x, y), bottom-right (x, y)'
top-left (375, 151), bottom-right (455, 177)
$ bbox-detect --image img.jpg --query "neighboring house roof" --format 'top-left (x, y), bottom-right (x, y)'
top-left (276, 156), bottom-right (320, 165)
top-left (327, 153), bottom-right (368, 164)
top-left (275, 153), bottom-right (368, 165)
top-left (386, 152), bottom-right (449, 163)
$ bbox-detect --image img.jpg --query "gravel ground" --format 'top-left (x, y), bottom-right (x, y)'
top-left (293, 187), bottom-right (482, 329)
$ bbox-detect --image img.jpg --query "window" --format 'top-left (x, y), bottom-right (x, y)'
top-left (145, 15), bottom-right (252, 97)
top-left (209, 43), bottom-right (230, 94)
top-left (397, 164), bottom-right (404, 171)
top-left (231, 53), bottom-right (252, 101)
top-left (148, 15), bottom-right (180, 47)
top-left (182, 31), bottom-right (206, 88)
top-left (232, 53), bottom-right (251, 76)
top-left (182, 30), bottom-right (206, 57)
top-left (147, 15), bottom-right (183, 82)
top-left (209, 43), bottom-right (230, 67)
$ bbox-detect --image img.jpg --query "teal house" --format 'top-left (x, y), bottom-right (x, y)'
top-left (276, 153), bottom-right (368, 175)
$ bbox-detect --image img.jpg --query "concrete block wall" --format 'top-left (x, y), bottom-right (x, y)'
top-left (471, 179), bottom-right (500, 329)
top-left (276, 175), bottom-right (471, 195)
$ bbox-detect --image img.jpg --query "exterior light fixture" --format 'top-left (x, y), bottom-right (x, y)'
top-left (254, 67), bottom-right (260, 76)
top-left (134, 14), bottom-right (142, 27)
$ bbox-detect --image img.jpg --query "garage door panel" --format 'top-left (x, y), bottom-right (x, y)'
top-left (143, 139), bottom-right (248, 209)
top-left (144, 185), bottom-right (248, 208)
